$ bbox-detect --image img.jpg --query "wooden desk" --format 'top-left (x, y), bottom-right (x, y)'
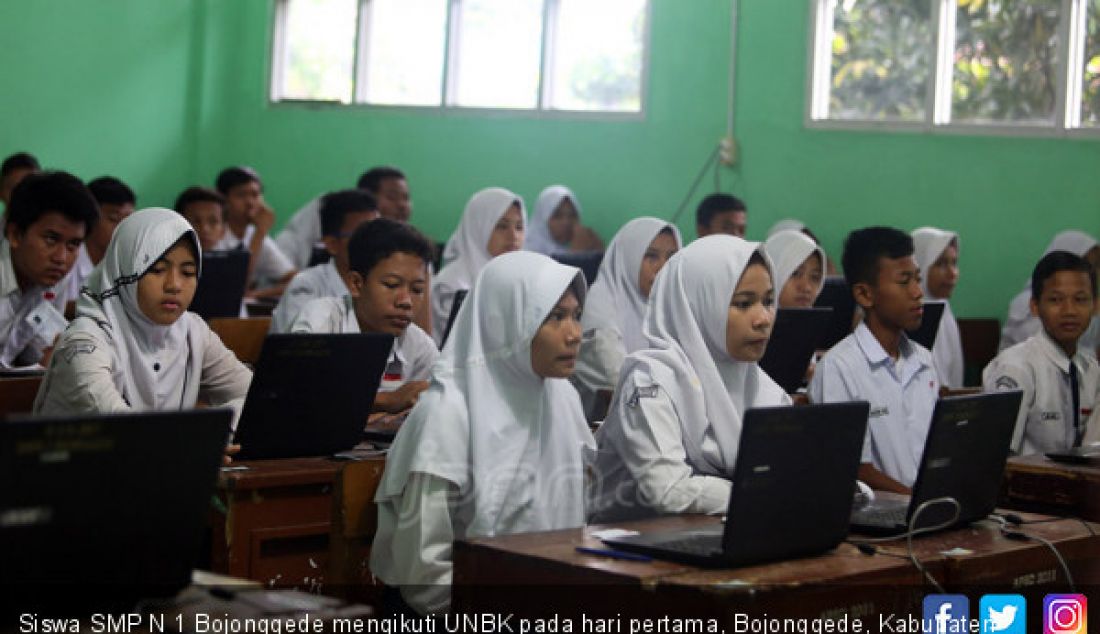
top-left (1001, 454), bottom-right (1100, 522)
top-left (328, 454), bottom-right (388, 605)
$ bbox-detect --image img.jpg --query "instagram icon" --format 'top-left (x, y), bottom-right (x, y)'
top-left (1045, 594), bottom-right (1087, 634)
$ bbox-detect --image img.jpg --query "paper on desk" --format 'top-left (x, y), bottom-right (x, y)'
top-left (590, 528), bottom-right (640, 540)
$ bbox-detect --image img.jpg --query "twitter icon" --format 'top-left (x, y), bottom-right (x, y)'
top-left (981, 594), bottom-right (1026, 634)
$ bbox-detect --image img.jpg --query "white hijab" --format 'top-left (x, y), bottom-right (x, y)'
top-left (582, 217), bottom-right (682, 354)
top-left (766, 218), bottom-right (806, 239)
top-left (40, 208), bottom-right (205, 410)
top-left (763, 229), bottom-right (826, 304)
top-left (437, 187), bottom-right (525, 290)
top-left (606, 235), bottom-right (788, 476)
top-left (525, 185), bottom-right (582, 256)
top-left (912, 226), bottom-right (964, 387)
top-left (379, 251), bottom-right (595, 537)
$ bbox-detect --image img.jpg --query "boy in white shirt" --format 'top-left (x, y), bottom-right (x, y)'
top-left (809, 226), bottom-right (939, 494)
top-left (59, 176), bottom-right (135, 302)
top-left (984, 251), bottom-right (1098, 454)
top-left (214, 166), bottom-right (297, 299)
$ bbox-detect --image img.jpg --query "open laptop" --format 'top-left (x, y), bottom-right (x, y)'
top-left (601, 401), bottom-right (869, 568)
top-left (233, 333), bottom-right (393, 460)
top-left (189, 249), bottom-right (250, 320)
top-left (904, 301), bottom-right (946, 350)
top-left (0, 409), bottom-right (231, 613)
top-left (440, 289), bottom-right (468, 349)
top-left (814, 277), bottom-right (857, 350)
top-left (759, 307), bottom-right (833, 393)
top-left (850, 390), bottom-right (1023, 535)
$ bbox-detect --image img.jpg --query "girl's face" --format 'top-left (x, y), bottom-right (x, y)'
top-left (778, 252), bottom-right (823, 308)
top-left (486, 204), bottom-right (525, 257)
top-left (530, 288), bottom-right (582, 379)
top-left (638, 230), bottom-right (678, 299)
top-left (925, 241), bottom-right (959, 300)
top-left (136, 238), bottom-right (199, 325)
top-left (725, 262), bottom-right (775, 362)
top-left (547, 198), bottom-right (579, 245)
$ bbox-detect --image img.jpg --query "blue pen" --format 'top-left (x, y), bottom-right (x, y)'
top-left (575, 546), bottom-right (652, 562)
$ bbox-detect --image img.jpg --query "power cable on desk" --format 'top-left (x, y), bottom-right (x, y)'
top-left (988, 514), bottom-right (1077, 592)
top-left (847, 497), bottom-right (961, 593)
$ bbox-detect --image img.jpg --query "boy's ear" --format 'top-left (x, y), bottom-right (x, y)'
top-left (852, 281), bottom-right (874, 310)
top-left (4, 222), bottom-right (19, 247)
top-left (322, 235), bottom-right (340, 257)
top-left (346, 271), bottom-right (364, 298)
top-left (1029, 296), bottom-right (1039, 317)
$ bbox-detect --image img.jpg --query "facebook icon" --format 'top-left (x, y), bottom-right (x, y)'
top-left (924, 595), bottom-right (970, 634)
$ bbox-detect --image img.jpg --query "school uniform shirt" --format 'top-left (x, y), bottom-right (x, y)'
top-left (590, 236), bottom-right (791, 523)
top-left (372, 251), bottom-right (593, 615)
top-left (431, 187), bottom-right (526, 345)
top-left (274, 195), bottom-right (322, 270)
top-left (269, 260), bottom-right (349, 333)
top-left (808, 323), bottom-right (939, 487)
top-left (57, 243), bottom-right (94, 306)
top-left (573, 218), bottom-right (681, 420)
top-left (34, 208), bottom-right (252, 416)
top-left (0, 239), bottom-right (69, 368)
top-left (525, 185), bottom-right (582, 257)
top-left (983, 330), bottom-right (1099, 455)
top-left (288, 295), bottom-right (438, 392)
top-left (215, 224), bottom-right (295, 286)
top-left (912, 227), bottom-right (964, 388)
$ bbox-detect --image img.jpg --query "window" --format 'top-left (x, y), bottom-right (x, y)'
top-left (271, 0), bottom-right (649, 114)
top-left (809, 0), bottom-right (1100, 134)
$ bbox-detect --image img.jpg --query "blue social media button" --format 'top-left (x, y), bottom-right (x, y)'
top-left (924, 595), bottom-right (970, 634)
top-left (980, 594), bottom-right (1026, 634)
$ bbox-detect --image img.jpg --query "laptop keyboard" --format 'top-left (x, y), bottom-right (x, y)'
top-left (853, 505), bottom-right (908, 527)
top-left (653, 534), bottom-right (723, 556)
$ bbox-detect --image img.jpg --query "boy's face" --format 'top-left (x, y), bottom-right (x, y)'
top-left (182, 201), bottom-right (226, 252)
top-left (88, 202), bottom-right (134, 255)
top-left (6, 211), bottom-right (85, 289)
top-left (1031, 270), bottom-right (1094, 352)
top-left (348, 251), bottom-right (428, 337)
top-left (854, 254), bottom-right (924, 332)
top-left (925, 242), bottom-right (959, 300)
top-left (224, 180), bottom-right (262, 225)
top-left (697, 209), bottom-right (746, 239)
top-left (375, 178), bottom-right (411, 223)
top-left (323, 209), bottom-right (378, 274)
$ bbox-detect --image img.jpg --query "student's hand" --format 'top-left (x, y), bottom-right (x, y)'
top-left (376, 381), bottom-right (430, 414)
top-left (223, 443), bottom-right (241, 466)
top-left (251, 201), bottom-right (276, 236)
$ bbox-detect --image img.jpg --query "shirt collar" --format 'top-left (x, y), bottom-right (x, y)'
top-left (854, 321), bottom-right (928, 383)
top-left (322, 260), bottom-right (350, 296)
top-left (1035, 327), bottom-right (1083, 374)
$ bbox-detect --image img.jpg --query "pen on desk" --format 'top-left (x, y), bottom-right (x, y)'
top-left (575, 546), bottom-right (652, 562)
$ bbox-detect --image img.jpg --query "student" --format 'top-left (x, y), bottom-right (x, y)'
top-left (525, 185), bottom-right (603, 255)
top-left (1000, 230), bottom-right (1100, 352)
top-left (572, 217), bottom-right (681, 420)
top-left (695, 193), bottom-right (746, 238)
top-left (175, 186), bottom-right (227, 253)
top-left (214, 166), bottom-right (297, 298)
top-left (289, 218), bottom-right (438, 414)
top-left (808, 227), bottom-right (939, 494)
top-left (1, 171), bottom-right (96, 369)
top-left (34, 208), bottom-right (252, 417)
top-left (59, 176), bottom-right (135, 302)
top-left (764, 229), bottom-right (826, 308)
top-left (371, 251), bottom-right (593, 615)
top-left (984, 251), bottom-right (1099, 454)
top-left (0, 152), bottom-right (40, 211)
top-left (270, 189), bottom-right (379, 332)
top-left (431, 187), bottom-right (525, 344)
top-left (589, 235), bottom-right (789, 522)
top-left (766, 219), bottom-right (839, 276)
top-left (912, 226), bottom-right (963, 388)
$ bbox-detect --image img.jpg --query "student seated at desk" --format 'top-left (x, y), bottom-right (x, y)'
top-left (1, 171), bottom-right (97, 369)
top-left (589, 235), bottom-right (790, 522)
top-left (431, 187), bottom-right (525, 345)
top-left (289, 218), bottom-right (437, 414)
top-left (371, 251), bottom-right (594, 615)
top-left (270, 189), bottom-right (379, 333)
top-left (525, 185), bottom-right (603, 255)
top-left (766, 219), bottom-right (839, 276)
top-left (912, 227), bottom-right (963, 388)
top-left (572, 217), bottom-right (680, 421)
top-left (764, 229), bottom-right (825, 309)
top-left (175, 186), bottom-right (228, 253)
top-left (214, 166), bottom-right (297, 300)
top-left (984, 251), bottom-right (1100, 454)
top-left (34, 208), bottom-right (252, 422)
top-left (59, 176), bottom-right (135, 302)
top-left (695, 193), bottom-right (747, 239)
top-left (809, 227), bottom-right (939, 494)
top-left (0, 152), bottom-right (40, 220)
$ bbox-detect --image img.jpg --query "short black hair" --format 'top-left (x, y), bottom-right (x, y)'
top-left (696, 193), bottom-right (746, 228)
top-left (348, 217), bottom-right (433, 278)
top-left (174, 186), bottom-right (226, 216)
top-left (6, 171), bottom-right (98, 235)
top-left (356, 166), bottom-right (406, 193)
top-left (1032, 251), bottom-right (1097, 301)
top-left (1, 152), bottom-right (40, 178)
top-left (320, 189), bottom-right (378, 236)
top-left (215, 166), bottom-right (262, 195)
top-left (841, 226), bottom-right (914, 287)
top-left (87, 176), bottom-right (135, 207)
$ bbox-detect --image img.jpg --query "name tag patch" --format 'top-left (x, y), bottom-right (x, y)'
top-left (1040, 411), bottom-right (1061, 421)
top-left (994, 375), bottom-right (1019, 390)
top-left (869, 406), bottom-right (890, 418)
top-left (627, 386), bottom-right (659, 408)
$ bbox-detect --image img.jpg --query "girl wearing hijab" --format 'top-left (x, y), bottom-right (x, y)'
top-left (911, 227), bottom-right (964, 388)
top-left (590, 235), bottom-right (790, 523)
top-left (764, 229), bottom-right (826, 309)
top-left (1000, 230), bottom-right (1100, 352)
top-left (371, 251), bottom-right (594, 615)
top-left (34, 208), bottom-right (252, 417)
top-left (572, 217), bottom-right (681, 420)
top-left (525, 185), bottom-right (603, 256)
top-left (430, 188), bottom-right (525, 345)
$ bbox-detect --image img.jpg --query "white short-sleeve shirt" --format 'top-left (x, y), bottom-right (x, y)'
top-left (269, 260), bottom-right (348, 333)
top-left (215, 225), bottom-right (295, 286)
top-left (0, 240), bottom-right (69, 368)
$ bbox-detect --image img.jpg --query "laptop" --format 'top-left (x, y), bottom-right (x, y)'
top-left (814, 277), bottom-right (857, 350)
top-left (850, 390), bottom-right (1023, 535)
top-left (552, 251), bottom-right (603, 287)
top-left (189, 249), bottom-right (250, 320)
top-left (601, 401), bottom-right (869, 568)
top-left (440, 289), bottom-right (468, 349)
top-left (759, 307), bottom-right (833, 393)
top-left (904, 301), bottom-right (946, 350)
top-left (233, 333), bottom-right (393, 460)
top-left (0, 409), bottom-right (231, 613)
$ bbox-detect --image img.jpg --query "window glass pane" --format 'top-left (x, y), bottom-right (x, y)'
top-left (952, 0), bottom-right (1061, 124)
top-left (362, 0), bottom-right (447, 106)
top-left (827, 0), bottom-right (934, 121)
top-left (549, 0), bottom-right (646, 112)
top-left (277, 0), bottom-right (357, 102)
top-left (1081, 0), bottom-right (1100, 126)
top-left (451, 0), bottom-right (543, 109)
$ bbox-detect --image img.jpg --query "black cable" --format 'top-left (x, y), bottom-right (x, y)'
top-left (989, 514), bottom-right (1079, 591)
top-left (848, 497), bottom-right (961, 593)
top-left (670, 145), bottom-right (720, 225)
